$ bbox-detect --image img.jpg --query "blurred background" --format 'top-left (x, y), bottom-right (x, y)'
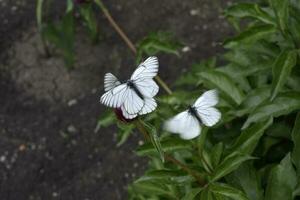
top-left (0, 0), bottom-right (234, 199)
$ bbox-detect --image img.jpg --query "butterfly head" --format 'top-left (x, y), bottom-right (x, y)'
top-left (188, 105), bottom-right (196, 113)
top-left (126, 80), bottom-right (134, 88)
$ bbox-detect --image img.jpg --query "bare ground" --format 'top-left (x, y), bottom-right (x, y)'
top-left (0, 0), bottom-right (233, 199)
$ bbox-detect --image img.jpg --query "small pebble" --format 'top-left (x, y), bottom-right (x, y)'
top-left (182, 46), bottom-right (191, 53)
top-left (67, 125), bottom-right (77, 133)
top-left (67, 99), bottom-right (78, 106)
top-left (0, 155), bottom-right (6, 162)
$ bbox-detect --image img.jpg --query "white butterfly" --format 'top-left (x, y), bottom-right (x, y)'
top-left (164, 90), bottom-right (221, 140)
top-left (100, 57), bottom-right (159, 119)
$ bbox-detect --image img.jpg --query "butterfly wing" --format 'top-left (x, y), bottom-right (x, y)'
top-left (121, 106), bottom-right (138, 119)
top-left (100, 84), bottom-right (128, 108)
top-left (131, 56), bottom-right (159, 80)
top-left (135, 79), bottom-right (159, 98)
top-left (130, 57), bottom-right (159, 98)
top-left (123, 88), bottom-right (145, 114)
top-left (139, 97), bottom-right (157, 115)
top-left (104, 73), bottom-right (121, 92)
top-left (194, 89), bottom-right (219, 108)
top-left (164, 111), bottom-right (201, 140)
top-left (194, 89), bottom-right (221, 127)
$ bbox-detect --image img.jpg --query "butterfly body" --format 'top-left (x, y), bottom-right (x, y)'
top-left (127, 80), bottom-right (144, 100)
top-left (188, 105), bottom-right (202, 124)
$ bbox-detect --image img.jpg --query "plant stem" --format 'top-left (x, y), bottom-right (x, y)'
top-left (94, 0), bottom-right (173, 95)
top-left (135, 119), bottom-right (206, 186)
top-left (36, 0), bottom-right (51, 57)
top-left (94, 0), bottom-right (137, 54)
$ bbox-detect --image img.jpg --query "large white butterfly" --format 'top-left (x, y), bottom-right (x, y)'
top-left (100, 57), bottom-right (159, 119)
top-left (164, 90), bottom-right (221, 140)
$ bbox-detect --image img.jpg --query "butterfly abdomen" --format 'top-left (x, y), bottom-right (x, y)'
top-left (188, 106), bottom-right (202, 124)
top-left (127, 81), bottom-right (144, 100)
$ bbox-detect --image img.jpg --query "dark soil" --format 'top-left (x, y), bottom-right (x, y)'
top-left (0, 0), bottom-right (233, 199)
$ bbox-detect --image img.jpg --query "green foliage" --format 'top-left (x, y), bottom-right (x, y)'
top-left (43, 10), bottom-right (75, 68)
top-left (38, 0), bottom-right (75, 68)
top-left (36, 0), bottom-right (100, 68)
top-left (136, 32), bottom-right (183, 62)
top-left (98, 0), bottom-right (300, 199)
top-left (79, 3), bottom-right (99, 42)
top-left (265, 154), bottom-right (297, 200)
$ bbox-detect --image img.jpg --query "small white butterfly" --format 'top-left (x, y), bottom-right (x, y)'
top-left (100, 57), bottom-right (159, 119)
top-left (164, 90), bottom-right (221, 140)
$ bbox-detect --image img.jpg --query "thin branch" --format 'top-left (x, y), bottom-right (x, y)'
top-left (135, 119), bottom-right (206, 186)
top-left (94, 0), bottom-right (173, 95)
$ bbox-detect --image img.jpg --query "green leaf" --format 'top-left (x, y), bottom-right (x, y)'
top-left (236, 86), bottom-right (271, 116)
top-left (212, 152), bottom-right (254, 182)
top-left (242, 92), bottom-right (300, 129)
top-left (224, 25), bottom-right (276, 49)
top-left (200, 188), bottom-right (214, 200)
top-left (116, 124), bottom-right (134, 147)
top-left (225, 3), bottom-right (275, 25)
top-left (199, 70), bottom-right (245, 105)
top-left (43, 11), bottom-right (75, 67)
top-left (131, 180), bottom-right (177, 199)
top-left (141, 122), bottom-right (164, 162)
top-left (182, 188), bottom-right (202, 200)
top-left (136, 169), bottom-right (193, 185)
top-left (265, 153), bottom-right (297, 200)
top-left (269, 0), bottom-right (290, 33)
top-left (136, 138), bottom-right (191, 156)
top-left (229, 118), bottom-right (273, 155)
top-left (94, 111), bottom-right (115, 133)
top-left (226, 162), bottom-right (264, 200)
top-left (292, 112), bottom-right (300, 173)
top-left (36, 0), bottom-right (44, 32)
top-left (210, 183), bottom-right (250, 200)
top-left (136, 32), bottom-right (182, 62)
top-left (271, 50), bottom-right (297, 100)
top-left (210, 143), bottom-right (224, 169)
top-left (66, 0), bottom-right (74, 13)
top-left (79, 4), bottom-right (99, 42)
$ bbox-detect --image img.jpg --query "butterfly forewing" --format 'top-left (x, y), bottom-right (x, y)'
top-left (194, 89), bottom-right (218, 108)
top-left (100, 84), bottom-right (128, 108)
top-left (194, 89), bottom-right (221, 127)
top-left (131, 57), bottom-right (159, 81)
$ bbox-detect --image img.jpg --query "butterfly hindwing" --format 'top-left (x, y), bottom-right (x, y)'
top-left (104, 73), bottom-right (121, 92)
top-left (123, 88), bottom-right (145, 114)
top-left (196, 107), bottom-right (221, 127)
top-left (121, 106), bottom-right (138, 119)
top-left (139, 97), bottom-right (157, 115)
top-left (164, 111), bottom-right (201, 140)
top-left (135, 79), bottom-right (159, 98)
